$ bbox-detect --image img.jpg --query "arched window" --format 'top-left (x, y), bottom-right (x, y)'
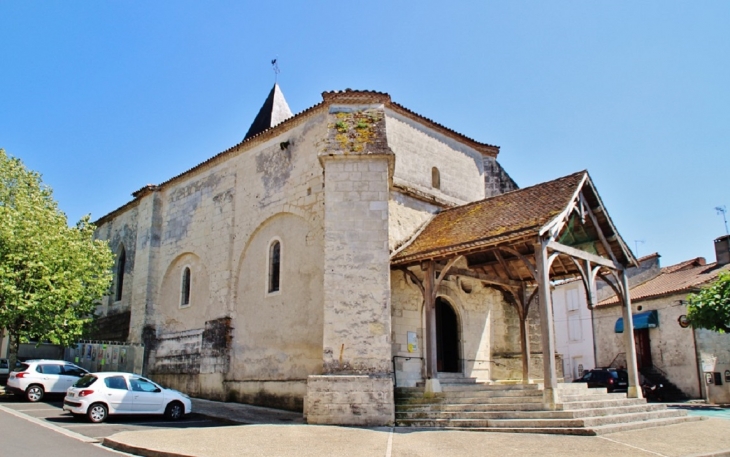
top-left (115, 247), bottom-right (126, 302)
top-left (180, 267), bottom-right (191, 307)
top-left (268, 240), bottom-right (281, 293)
top-left (431, 167), bottom-right (441, 189)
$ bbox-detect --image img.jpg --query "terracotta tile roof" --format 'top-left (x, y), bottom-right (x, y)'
top-left (391, 171), bottom-right (587, 265)
top-left (599, 258), bottom-right (730, 306)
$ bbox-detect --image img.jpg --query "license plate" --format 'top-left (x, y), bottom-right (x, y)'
top-left (618, 383), bottom-right (627, 386)
top-left (68, 392), bottom-right (75, 397)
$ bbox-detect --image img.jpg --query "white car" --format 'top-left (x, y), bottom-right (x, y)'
top-left (6, 360), bottom-right (88, 402)
top-left (63, 372), bottom-right (192, 423)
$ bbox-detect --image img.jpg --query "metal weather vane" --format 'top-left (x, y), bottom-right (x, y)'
top-left (271, 58), bottom-right (280, 82)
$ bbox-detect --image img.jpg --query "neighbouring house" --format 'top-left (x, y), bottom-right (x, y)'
top-left (91, 84), bottom-right (643, 425)
top-left (593, 235), bottom-right (730, 403)
top-left (553, 253), bottom-right (661, 381)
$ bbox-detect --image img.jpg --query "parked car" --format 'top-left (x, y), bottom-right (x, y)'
top-left (0, 358), bottom-right (10, 385)
top-left (6, 360), bottom-right (88, 401)
top-left (63, 372), bottom-right (192, 423)
top-left (572, 368), bottom-right (629, 392)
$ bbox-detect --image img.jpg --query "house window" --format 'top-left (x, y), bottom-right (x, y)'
top-left (268, 240), bottom-right (281, 293)
top-left (180, 267), bottom-right (191, 307)
top-left (431, 167), bottom-right (441, 189)
top-left (115, 247), bottom-right (126, 302)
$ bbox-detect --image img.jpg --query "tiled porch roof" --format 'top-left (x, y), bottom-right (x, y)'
top-left (391, 171), bottom-right (587, 265)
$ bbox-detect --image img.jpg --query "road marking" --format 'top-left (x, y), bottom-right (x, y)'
top-left (0, 403), bottom-right (99, 443)
top-left (385, 426), bottom-right (393, 457)
top-left (598, 435), bottom-right (667, 457)
top-left (14, 408), bottom-right (64, 412)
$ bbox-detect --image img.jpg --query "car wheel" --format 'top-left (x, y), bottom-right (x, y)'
top-left (25, 385), bottom-right (44, 402)
top-left (164, 401), bottom-right (184, 420)
top-left (87, 403), bottom-right (108, 423)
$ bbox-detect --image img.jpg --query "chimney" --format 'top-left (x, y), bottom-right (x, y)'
top-left (715, 235), bottom-right (730, 265)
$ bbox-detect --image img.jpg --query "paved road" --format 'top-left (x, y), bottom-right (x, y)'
top-left (0, 393), bottom-right (225, 441)
top-left (0, 407), bottom-right (127, 457)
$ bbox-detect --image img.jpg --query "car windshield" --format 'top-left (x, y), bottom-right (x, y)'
top-left (74, 374), bottom-right (98, 388)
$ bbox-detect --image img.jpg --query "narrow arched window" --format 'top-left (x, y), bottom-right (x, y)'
top-left (180, 267), bottom-right (191, 307)
top-left (115, 247), bottom-right (126, 302)
top-left (268, 240), bottom-right (281, 293)
top-left (431, 167), bottom-right (441, 189)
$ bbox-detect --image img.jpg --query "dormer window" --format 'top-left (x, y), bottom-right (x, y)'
top-left (432, 167), bottom-right (441, 189)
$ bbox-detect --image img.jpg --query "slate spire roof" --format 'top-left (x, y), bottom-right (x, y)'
top-left (243, 83), bottom-right (294, 140)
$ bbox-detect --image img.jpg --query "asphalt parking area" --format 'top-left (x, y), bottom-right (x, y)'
top-left (0, 392), bottom-right (225, 441)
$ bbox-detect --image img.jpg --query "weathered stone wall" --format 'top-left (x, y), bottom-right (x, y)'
top-left (483, 156), bottom-right (518, 198)
top-left (306, 375), bottom-right (393, 425)
top-left (695, 327), bottom-right (730, 404)
top-left (390, 262), bottom-right (549, 385)
top-left (489, 293), bottom-right (558, 381)
top-left (95, 114), bottom-right (328, 409)
top-left (593, 296), bottom-right (701, 398)
top-left (385, 110), bottom-right (485, 205)
top-left (95, 205), bottom-right (139, 319)
top-left (388, 191), bottom-right (438, 252)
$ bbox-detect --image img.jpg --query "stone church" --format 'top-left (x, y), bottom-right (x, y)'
top-left (93, 85), bottom-right (643, 426)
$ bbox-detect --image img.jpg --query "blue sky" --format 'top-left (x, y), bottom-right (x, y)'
top-left (1, 1), bottom-right (728, 266)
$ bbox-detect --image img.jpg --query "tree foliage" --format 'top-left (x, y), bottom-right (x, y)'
top-left (0, 149), bottom-right (113, 353)
top-left (686, 271), bottom-right (730, 333)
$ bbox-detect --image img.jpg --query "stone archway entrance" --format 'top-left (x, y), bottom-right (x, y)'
top-left (436, 298), bottom-right (460, 373)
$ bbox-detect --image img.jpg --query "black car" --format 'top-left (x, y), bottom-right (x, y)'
top-left (573, 368), bottom-right (628, 392)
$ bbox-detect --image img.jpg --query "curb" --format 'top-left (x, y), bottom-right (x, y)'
top-left (103, 437), bottom-right (194, 457)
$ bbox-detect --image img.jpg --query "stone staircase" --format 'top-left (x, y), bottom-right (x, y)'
top-left (395, 380), bottom-right (703, 435)
top-left (640, 366), bottom-right (689, 402)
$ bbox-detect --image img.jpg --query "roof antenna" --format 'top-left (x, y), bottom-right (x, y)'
top-left (716, 205), bottom-right (729, 235)
top-left (271, 58), bottom-right (280, 83)
top-left (634, 240), bottom-right (645, 257)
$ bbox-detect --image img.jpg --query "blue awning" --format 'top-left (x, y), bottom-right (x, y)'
top-left (615, 310), bottom-right (659, 333)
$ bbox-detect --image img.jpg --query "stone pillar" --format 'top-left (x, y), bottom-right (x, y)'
top-left (535, 242), bottom-right (558, 408)
top-left (306, 104), bottom-right (395, 426)
top-left (620, 269), bottom-right (643, 399)
top-left (128, 189), bottom-right (163, 352)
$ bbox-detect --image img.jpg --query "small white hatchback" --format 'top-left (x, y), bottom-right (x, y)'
top-left (6, 360), bottom-right (88, 402)
top-left (63, 372), bottom-right (192, 423)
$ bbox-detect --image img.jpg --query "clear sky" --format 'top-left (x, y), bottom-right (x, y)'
top-left (1, 1), bottom-right (728, 267)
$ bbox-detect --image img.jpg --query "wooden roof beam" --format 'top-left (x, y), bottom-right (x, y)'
top-left (546, 240), bottom-right (619, 270)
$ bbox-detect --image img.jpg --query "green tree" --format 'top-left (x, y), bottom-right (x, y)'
top-left (0, 149), bottom-right (113, 365)
top-left (686, 271), bottom-right (730, 333)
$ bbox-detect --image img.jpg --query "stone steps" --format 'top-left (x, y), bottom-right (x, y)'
top-left (396, 403), bottom-right (667, 420)
top-left (439, 416), bottom-right (705, 436)
top-left (394, 382), bottom-right (700, 434)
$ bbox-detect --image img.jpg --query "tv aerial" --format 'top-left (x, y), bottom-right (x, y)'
top-left (716, 205), bottom-right (729, 235)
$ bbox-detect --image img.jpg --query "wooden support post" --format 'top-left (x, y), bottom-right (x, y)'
top-left (620, 269), bottom-right (643, 399)
top-left (519, 312), bottom-right (531, 385)
top-left (422, 261), bottom-right (441, 394)
top-left (535, 242), bottom-right (558, 408)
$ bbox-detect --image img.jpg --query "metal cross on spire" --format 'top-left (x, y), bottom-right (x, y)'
top-left (271, 58), bottom-right (280, 82)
